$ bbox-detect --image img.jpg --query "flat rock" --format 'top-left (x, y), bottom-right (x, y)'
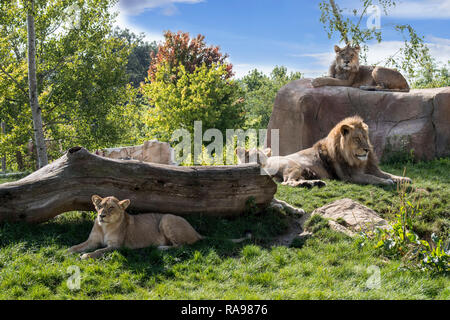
top-left (312, 198), bottom-right (389, 236)
top-left (266, 79), bottom-right (450, 161)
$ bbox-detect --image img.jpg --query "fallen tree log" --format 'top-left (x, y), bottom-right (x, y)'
top-left (0, 147), bottom-right (277, 223)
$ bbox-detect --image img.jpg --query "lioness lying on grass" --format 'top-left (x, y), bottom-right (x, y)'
top-left (68, 195), bottom-right (250, 259)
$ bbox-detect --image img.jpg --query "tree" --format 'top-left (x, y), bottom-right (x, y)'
top-left (0, 0), bottom-right (133, 170)
top-left (112, 27), bottom-right (158, 87)
top-left (141, 31), bottom-right (244, 142)
top-left (141, 62), bottom-right (244, 142)
top-left (240, 66), bottom-right (302, 129)
top-left (148, 30), bottom-right (233, 82)
top-left (26, 0), bottom-right (48, 168)
top-left (412, 61), bottom-right (450, 89)
top-left (318, 0), bottom-right (433, 80)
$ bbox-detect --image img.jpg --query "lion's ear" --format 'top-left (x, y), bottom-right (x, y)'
top-left (235, 146), bottom-right (244, 155)
top-left (354, 44), bottom-right (360, 52)
top-left (334, 45), bottom-right (341, 53)
top-left (92, 195), bottom-right (102, 207)
top-left (262, 148), bottom-right (272, 157)
top-left (362, 123), bottom-right (369, 131)
top-left (118, 199), bottom-right (130, 210)
top-left (340, 124), bottom-right (353, 136)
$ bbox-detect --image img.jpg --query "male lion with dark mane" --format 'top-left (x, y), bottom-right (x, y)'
top-left (238, 116), bottom-right (411, 187)
top-left (311, 44), bottom-right (409, 92)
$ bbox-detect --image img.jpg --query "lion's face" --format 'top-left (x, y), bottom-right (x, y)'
top-left (334, 44), bottom-right (360, 71)
top-left (92, 195), bottom-right (130, 225)
top-left (339, 121), bottom-right (372, 165)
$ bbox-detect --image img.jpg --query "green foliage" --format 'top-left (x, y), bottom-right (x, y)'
top-left (411, 61), bottom-right (450, 89)
top-left (141, 63), bottom-right (245, 142)
top-left (112, 27), bottom-right (158, 87)
top-left (372, 182), bottom-right (449, 273)
top-left (239, 66), bottom-right (302, 129)
top-left (420, 234), bottom-right (450, 273)
top-left (318, 0), bottom-right (434, 80)
top-left (0, 0), bottom-right (136, 169)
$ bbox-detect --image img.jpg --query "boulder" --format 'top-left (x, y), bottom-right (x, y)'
top-left (96, 140), bottom-right (177, 165)
top-left (266, 79), bottom-right (450, 161)
top-left (312, 198), bottom-right (389, 236)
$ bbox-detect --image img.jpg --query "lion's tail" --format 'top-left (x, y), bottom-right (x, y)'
top-left (201, 232), bottom-right (252, 243)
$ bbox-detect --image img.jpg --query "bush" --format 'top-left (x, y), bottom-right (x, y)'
top-left (141, 63), bottom-right (244, 142)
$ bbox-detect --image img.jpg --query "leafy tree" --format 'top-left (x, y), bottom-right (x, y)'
top-left (319, 0), bottom-right (433, 80)
top-left (141, 31), bottom-right (243, 142)
top-left (0, 0), bottom-right (133, 169)
top-left (148, 30), bottom-right (233, 83)
top-left (412, 61), bottom-right (450, 89)
top-left (240, 66), bottom-right (302, 129)
top-left (112, 27), bottom-right (158, 87)
top-left (141, 63), bottom-right (244, 142)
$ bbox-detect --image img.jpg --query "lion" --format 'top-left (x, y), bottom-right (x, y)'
top-left (68, 195), bottom-right (250, 259)
top-left (311, 44), bottom-right (409, 92)
top-left (238, 116), bottom-right (411, 187)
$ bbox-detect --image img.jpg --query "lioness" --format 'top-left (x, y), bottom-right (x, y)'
top-left (311, 44), bottom-right (409, 92)
top-left (235, 147), bottom-right (325, 188)
top-left (240, 116), bottom-right (411, 187)
top-left (68, 195), bottom-right (250, 259)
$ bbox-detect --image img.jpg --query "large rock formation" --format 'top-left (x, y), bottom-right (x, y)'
top-left (266, 79), bottom-right (450, 161)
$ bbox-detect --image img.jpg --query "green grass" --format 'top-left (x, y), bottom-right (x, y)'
top-left (0, 159), bottom-right (449, 299)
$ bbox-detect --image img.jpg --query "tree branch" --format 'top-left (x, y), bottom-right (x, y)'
top-left (329, 0), bottom-right (349, 45)
top-left (0, 64), bottom-right (28, 97)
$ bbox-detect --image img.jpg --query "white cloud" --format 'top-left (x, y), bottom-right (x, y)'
top-left (386, 0), bottom-right (450, 19)
top-left (341, 0), bottom-right (450, 19)
top-left (113, 0), bottom-right (205, 43)
top-left (114, 10), bottom-right (165, 43)
top-left (118, 0), bottom-right (205, 16)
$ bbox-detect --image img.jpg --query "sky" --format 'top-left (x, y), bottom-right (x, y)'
top-left (113, 0), bottom-right (450, 78)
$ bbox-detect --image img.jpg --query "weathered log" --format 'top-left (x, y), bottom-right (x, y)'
top-left (0, 147), bottom-right (277, 223)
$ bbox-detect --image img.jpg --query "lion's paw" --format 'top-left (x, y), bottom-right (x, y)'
top-left (311, 78), bottom-right (326, 88)
top-left (80, 253), bottom-right (92, 260)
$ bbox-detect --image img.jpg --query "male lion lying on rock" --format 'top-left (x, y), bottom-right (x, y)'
top-left (68, 195), bottom-right (250, 259)
top-left (311, 44), bottom-right (409, 92)
top-left (238, 116), bottom-right (411, 187)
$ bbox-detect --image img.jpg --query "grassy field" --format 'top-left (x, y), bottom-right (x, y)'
top-left (0, 159), bottom-right (449, 299)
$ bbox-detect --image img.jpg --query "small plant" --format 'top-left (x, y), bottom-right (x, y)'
top-left (420, 233), bottom-right (449, 273)
top-left (374, 176), bottom-right (449, 273)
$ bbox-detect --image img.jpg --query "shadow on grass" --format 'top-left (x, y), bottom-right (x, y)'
top-left (0, 208), bottom-right (291, 277)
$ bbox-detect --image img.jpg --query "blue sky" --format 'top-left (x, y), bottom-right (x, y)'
top-left (114, 0), bottom-right (450, 78)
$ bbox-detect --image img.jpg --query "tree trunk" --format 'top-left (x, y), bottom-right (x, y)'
top-left (15, 150), bottom-right (24, 171)
top-left (1, 121), bottom-right (5, 173)
top-left (0, 147), bottom-right (277, 223)
top-left (27, 0), bottom-right (48, 169)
